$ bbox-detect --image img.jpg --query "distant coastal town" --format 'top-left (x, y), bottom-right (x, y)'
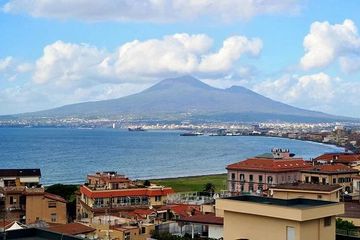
top-left (2, 118), bottom-right (360, 153)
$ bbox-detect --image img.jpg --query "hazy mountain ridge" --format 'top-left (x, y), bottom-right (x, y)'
top-left (10, 76), bottom-right (354, 122)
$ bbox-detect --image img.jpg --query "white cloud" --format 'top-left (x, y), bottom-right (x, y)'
top-left (0, 56), bottom-right (13, 72)
top-left (199, 36), bottom-right (262, 73)
top-left (253, 72), bottom-right (360, 116)
top-left (33, 34), bottom-right (262, 86)
top-left (3, 0), bottom-right (301, 22)
top-left (300, 19), bottom-right (360, 72)
top-left (33, 41), bottom-right (108, 86)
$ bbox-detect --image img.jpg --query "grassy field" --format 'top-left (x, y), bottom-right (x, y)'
top-left (151, 173), bottom-right (227, 193)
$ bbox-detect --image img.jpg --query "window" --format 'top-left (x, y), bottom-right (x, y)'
top-left (141, 227), bottom-right (146, 234)
top-left (333, 178), bottom-right (336, 184)
top-left (324, 217), bottom-right (332, 227)
top-left (51, 213), bottom-right (57, 222)
top-left (155, 196), bottom-right (161, 202)
top-left (124, 232), bottom-right (131, 240)
top-left (267, 176), bottom-right (273, 184)
top-left (48, 201), bottom-right (57, 208)
top-left (240, 174), bottom-right (245, 181)
top-left (305, 176), bottom-right (309, 183)
top-left (258, 175), bottom-right (263, 183)
top-left (9, 196), bottom-right (14, 204)
top-left (231, 173), bottom-right (235, 180)
top-left (317, 195), bottom-right (322, 199)
top-left (322, 178), bottom-right (326, 184)
top-left (286, 226), bottom-right (295, 240)
top-left (249, 175), bottom-right (253, 182)
top-left (249, 185), bottom-right (254, 192)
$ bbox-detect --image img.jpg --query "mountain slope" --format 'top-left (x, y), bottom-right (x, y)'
top-left (18, 75), bottom-right (349, 122)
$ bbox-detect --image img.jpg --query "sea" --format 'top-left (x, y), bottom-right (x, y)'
top-left (0, 127), bottom-right (344, 185)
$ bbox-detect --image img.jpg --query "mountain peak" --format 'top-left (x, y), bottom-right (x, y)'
top-left (145, 75), bottom-right (214, 92)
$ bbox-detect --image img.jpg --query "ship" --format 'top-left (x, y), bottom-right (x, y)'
top-left (180, 131), bottom-right (203, 136)
top-left (128, 127), bottom-right (146, 132)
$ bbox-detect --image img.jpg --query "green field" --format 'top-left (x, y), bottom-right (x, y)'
top-left (151, 174), bottom-right (227, 193)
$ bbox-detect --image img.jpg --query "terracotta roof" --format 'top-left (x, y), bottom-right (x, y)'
top-left (44, 192), bottom-right (67, 203)
top-left (314, 153), bottom-right (360, 163)
top-left (227, 158), bottom-right (311, 172)
top-left (49, 223), bottom-right (95, 235)
top-left (301, 164), bottom-right (359, 174)
top-left (178, 213), bottom-right (223, 225)
top-left (80, 185), bottom-right (174, 198)
top-left (271, 183), bottom-right (342, 192)
top-left (157, 204), bottom-right (201, 218)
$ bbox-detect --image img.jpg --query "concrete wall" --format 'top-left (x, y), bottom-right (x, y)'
top-left (272, 190), bottom-right (340, 202)
top-left (208, 225), bottom-right (223, 239)
top-left (223, 211), bottom-right (335, 240)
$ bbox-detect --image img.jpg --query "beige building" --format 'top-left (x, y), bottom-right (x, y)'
top-left (216, 195), bottom-right (344, 240)
top-left (0, 168), bottom-right (67, 224)
top-left (269, 183), bottom-right (342, 202)
top-left (301, 163), bottom-right (359, 193)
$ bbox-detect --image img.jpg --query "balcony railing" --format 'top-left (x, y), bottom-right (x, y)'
top-left (93, 202), bottom-right (150, 209)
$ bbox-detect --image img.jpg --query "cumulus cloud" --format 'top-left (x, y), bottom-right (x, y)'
top-left (0, 56), bottom-right (13, 72)
top-left (300, 19), bottom-right (360, 72)
top-left (0, 56), bottom-right (33, 82)
top-left (33, 34), bottom-right (262, 86)
top-left (253, 72), bottom-right (360, 116)
top-left (3, 0), bottom-right (301, 22)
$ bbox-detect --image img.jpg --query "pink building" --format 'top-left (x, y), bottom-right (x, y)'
top-left (226, 149), bottom-right (312, 194)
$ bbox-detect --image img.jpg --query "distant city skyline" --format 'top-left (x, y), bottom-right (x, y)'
top-left (1, 0), bottom-right (360, 117)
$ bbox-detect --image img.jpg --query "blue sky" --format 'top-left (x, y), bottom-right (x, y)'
top-left (1, 0), bottom-right (360, 117)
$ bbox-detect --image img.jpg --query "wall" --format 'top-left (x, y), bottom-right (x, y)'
top-left (26, 194), bottom-right (67, 224)
top-left (223, 211), bottom-right (301, 240)
top-left (208, 225), bottom-right (223, 239)
top-left (272, 190), bottom-right (339, 202)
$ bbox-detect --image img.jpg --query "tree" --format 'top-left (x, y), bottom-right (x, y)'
top-left (143, 180), bottom-right (151, 187)
top-left (203, 182), bottom-right (216, 195)
top-left (336, 218), bottom-right (357, 231)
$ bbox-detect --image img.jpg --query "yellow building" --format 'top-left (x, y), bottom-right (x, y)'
top-left (301, 164), bottom-right (359, 193)
top-left (216, 195), bottom-right (344, 240)
top-left (269, 183), bottom-right (342, 202)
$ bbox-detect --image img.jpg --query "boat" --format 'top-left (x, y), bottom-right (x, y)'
top-left (180, 131), bottom-right (203, 136)
top-left (128, 127), bottom-right (146, 132)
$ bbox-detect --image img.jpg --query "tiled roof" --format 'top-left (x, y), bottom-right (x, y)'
top-left (0, 169), bottom-right (41, 177)
top-left (314, 153), bottom-right (360, 163)
top-left (177, 213), bottom-right (223, 225)
top-left (227, 158), bottom-right (311, 172)
top-left (271, 183), bottom-right (342, 192)
top-left (80, 185), bottom-right (174, 198)
top-left (44, 192), bottom-right (67, 203)
top-left (157, 204), bottom-right (201, 218)
top-left (301, 163), bottom-right (359, 174)
top-left (49, 223), bottom-right (95, 235)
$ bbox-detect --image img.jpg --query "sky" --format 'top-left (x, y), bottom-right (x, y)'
top-left (1, 0), bottom-right (360, 117)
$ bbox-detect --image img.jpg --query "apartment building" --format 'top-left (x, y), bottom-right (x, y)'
top-left (216, 195), bottom-right (344, 240)
top-left (77, 171), bottom-right (174, 219)
top-left (314, 152), bottom-right (360, 170)
top-left (0, 169), bottom-right (67, 224)
top-left (226, 149), bottom-right (311, 194)
top-left (301, 164), bottom-right (359, 193)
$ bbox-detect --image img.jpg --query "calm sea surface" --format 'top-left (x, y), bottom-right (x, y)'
top-left (0, 128), bottom-right (343, 185)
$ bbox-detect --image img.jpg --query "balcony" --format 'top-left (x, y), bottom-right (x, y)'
top-left (92, 201), bottom-right (150, 209)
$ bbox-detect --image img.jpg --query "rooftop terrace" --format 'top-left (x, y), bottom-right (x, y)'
top-left (224, 195), bottom-right (337, 209)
